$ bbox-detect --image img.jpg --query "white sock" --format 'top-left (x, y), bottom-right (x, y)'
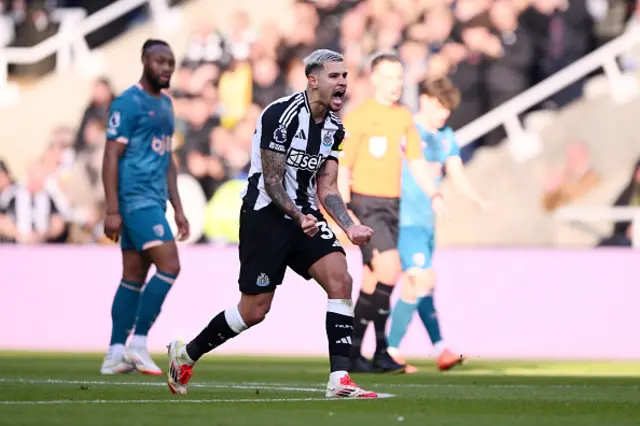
top-left (434, 341), bottom-right (447, 356)
top-left (387, 346), bottom-right (400, 358)
top-left (329, 370), bottom-right (348, 387)
top-left (129, 335), bottom-right (147, 349)
top-left (109, 344), bottom-right (126, 357)
top-left (177, 344), bottom-right (195, 366)
top-left (224, 306), bottom-right (249, 334)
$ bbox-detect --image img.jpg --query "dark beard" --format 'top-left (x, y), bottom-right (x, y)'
top-left (142, 70), bottom-right (167, 93)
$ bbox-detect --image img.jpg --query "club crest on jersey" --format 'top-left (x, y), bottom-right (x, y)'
top-left (322, 131), bottom-right (334, 147)
top-left (273, 124), bottom-right (287, 144)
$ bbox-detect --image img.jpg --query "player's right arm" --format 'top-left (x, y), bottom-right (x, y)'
top-left (259, 103), bottom-right (318, 237)
top-left (102, 97), bottom-right (134, 242)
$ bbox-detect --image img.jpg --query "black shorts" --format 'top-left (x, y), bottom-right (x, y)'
top-left (238, 203), bottom-right (346, 294)
top-left (349, 193), bottom-right (399, 265)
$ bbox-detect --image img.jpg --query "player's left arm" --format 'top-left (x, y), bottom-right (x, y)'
top-left (445, 156), bottom-right (487, 209)
top-left (444, 135), bottom-right (488, 210)
top-left (317, 158), bottom-right (355, 233)
top-left (166, 155), bottom-right (184, 215)
top-left (317, 126), bottom-right (355, 232)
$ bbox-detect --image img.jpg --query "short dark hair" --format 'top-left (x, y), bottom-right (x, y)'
top-left (419, 77), bottom-right (461, 110)
top-left (303, 49), bottom-right (344, 77)
top-left (142, 39), bottom-right (170, 55)
top-left (369, 51), bottom-right (401, 71)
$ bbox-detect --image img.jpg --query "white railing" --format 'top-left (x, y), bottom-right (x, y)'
top-left (454, 26), bottom-right (640, 162)
top-left (0, 0), bottom-right (177, 106)
top-left (555, 206), bottom-right (640, 247)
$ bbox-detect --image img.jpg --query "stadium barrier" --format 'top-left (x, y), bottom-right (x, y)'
top-left (555, 206), bottom-right (640, 248)
top-left (1, 246), bottom-right (639, 360)
top-left (0, 0), bottom-right (177, 106)
top-left (454, 25), bottom-right (640, 162)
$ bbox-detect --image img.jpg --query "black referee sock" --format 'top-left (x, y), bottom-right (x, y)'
top-left (350, 291), bottom-right (374, 359)
top-left (186, 307), bottom-right (248, 362)
top-left (372, 282), bottom-right (394, 354)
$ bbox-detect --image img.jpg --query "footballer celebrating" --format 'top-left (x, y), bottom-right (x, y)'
top-left (166, 49), bottom-right (379, 398)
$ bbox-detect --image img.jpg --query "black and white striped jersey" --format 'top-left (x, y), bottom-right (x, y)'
top-left (0, 182), bottom-right (71, 242)
top-left (241, 91), bottom-right (345, 215)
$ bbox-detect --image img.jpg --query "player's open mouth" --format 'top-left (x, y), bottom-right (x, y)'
top-left (331, 89), bottom-right (346, 108)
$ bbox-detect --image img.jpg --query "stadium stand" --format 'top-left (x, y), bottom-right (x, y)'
top-left (1, 0), bottom-right (639, 247)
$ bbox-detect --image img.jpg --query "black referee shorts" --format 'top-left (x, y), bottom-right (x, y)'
top-left (237, 203), bottom-right (346, 294)
top-left (349, 193), bottom-right (400, 266)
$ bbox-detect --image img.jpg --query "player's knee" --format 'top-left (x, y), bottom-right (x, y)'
top-left (122, 263), bottom-right (147, 283)
top-left (373, 251), bottom-right (401, 284)
top-left (155, 256), bottom-right (181, 277)
top-left (325, 269), bottom-right (353, 299)
top-left (400, 273), bottom-right (419, 302)
top-left (238, 295), bottom-right (272, 326)
top-left (160, 260), bottom-right (181, 277)
top-left (413, 269), bottom-right (435, 297)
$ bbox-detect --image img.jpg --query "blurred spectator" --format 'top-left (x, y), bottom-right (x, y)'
top-left (483, 0), bottom-right (535, 146)
top-left (542, 142), bottom-right (601, 212)
top-left (182, 22), bottom-right (232, 69)
top-left (75, 78), bottom-right (114, 153)
top-left (597, 158), bottom-right (640, 247)
top-left (217, 57), bottom-right (253, 126)
top-left (0, 159), bottom-right (15, 243)
top-left (0, 0), bottom-right (16, 47)
top-left (251, 56), bottom-right (286, 107)
top-left (8, 1), bottom-right (59, 77)
top-left (284, 58), bottom-right (309, 95)
top-left (58, 118), bottom-right (106, 243)
top-left (6, 0), bottom-right (627, 245)
top-left (521, 0), bottom-right (596, 108)
top-left (179, 96), bottom-right (229, 199)
top-left (0, 162), bottom-right (69, 244)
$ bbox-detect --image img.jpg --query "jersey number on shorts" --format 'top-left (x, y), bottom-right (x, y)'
top-left (317, 221), bottom-right (334, 240)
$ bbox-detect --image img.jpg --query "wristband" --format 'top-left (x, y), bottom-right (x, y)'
top-left (430, 192), bottom-right (443, 201)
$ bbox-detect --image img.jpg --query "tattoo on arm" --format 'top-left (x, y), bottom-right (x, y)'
top-left (323, 193), bottom-right (354, 230)
top-left (262, 149), bottom-right (301, 221)
top-left (317, 161), bottom-right (354, 230)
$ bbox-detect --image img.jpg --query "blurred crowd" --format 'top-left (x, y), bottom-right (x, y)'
top-left (1, 0), bottom-right (640, 246)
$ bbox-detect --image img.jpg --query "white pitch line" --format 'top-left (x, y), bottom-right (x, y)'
top-left (0, 378), bottom-right (395, 403)
top-left (0, 397), bottom-right (372, 406)
top-left (3, 378), bottom-right (638, 391)
top-left (0, 378), bottom-right (322, 393)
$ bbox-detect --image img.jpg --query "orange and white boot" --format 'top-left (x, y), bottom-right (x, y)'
top-left (166, 340), bottom-right (194, 395)
top-left (437, 348), bottom-right (464, 371)
top-left (325, 372), bottom-right (378, 398)
top-left (387, 347), bottom-right (418, 374)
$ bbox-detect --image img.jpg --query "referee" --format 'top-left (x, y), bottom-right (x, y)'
top-left (339, 52), bottom-right (446, 373)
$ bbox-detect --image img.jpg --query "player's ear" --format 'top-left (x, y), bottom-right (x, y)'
top-left (308, 74), bottom-right (318, 89)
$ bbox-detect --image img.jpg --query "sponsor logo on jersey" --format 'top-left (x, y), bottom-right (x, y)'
top-left (286, 148), bottom-right (324, 172)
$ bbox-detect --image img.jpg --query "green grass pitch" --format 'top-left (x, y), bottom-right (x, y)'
top-left (1, 353), bottom-right (639, 426)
